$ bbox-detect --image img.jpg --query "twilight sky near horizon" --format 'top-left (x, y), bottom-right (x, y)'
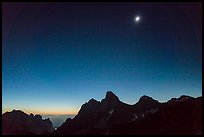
top-left (2, 2), bottom-right (202, 115)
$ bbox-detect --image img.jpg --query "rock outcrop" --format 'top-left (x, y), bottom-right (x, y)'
top-left (2, 110), bottom-right (54, 135)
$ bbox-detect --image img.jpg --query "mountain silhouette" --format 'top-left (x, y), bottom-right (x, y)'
top-left (54, 91), bottom-right (202, 135)
top-left (2, 92), bottom-right (202, 135)
top-left (109, 96), bottom-right (202, 135)
top-left (2, 110), bottom-right (54, 135)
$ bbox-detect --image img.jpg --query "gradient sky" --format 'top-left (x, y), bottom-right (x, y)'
top-left (2, 2), bottom-right (202, 115)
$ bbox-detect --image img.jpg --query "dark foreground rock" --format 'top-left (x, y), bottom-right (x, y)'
top-left (2, 110), bottom-right (54, 135)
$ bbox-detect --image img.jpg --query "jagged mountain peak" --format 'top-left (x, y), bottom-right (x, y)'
top-left (98, 91), bottom-right (121, 112)
top-left (104, 91), bottom-right (119, 101)
top-left (88, 98), bottom-right (99, 104)
top-left (3, 109), bottom-right (28, 117)
top-left (167, 95), bottom-right (194, 104)
top-left (77, 98), bottom-right (100, 116)
top-left (138, 95), bottom-right (157, 103)
top-left (179, 95), bottom-right (194, 100)
top-left (11, 109), bottom-right (25, 114)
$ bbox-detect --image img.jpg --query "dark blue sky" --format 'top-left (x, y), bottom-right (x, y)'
top-left (2, 2), bottom-right (202, 115)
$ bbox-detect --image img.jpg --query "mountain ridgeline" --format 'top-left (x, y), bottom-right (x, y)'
top-left (2, 110), bottom-right (54, 135)
top-left (2, 91), bottom-right (202, 135)
top-left (53, 91), bottom-right (202, 135)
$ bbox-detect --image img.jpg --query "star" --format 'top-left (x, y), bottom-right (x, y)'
top-left (135, 16), bottom-right (140, 22)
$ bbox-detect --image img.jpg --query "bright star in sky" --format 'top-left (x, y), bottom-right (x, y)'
top-left (135, 16), bottom-right (140, 22)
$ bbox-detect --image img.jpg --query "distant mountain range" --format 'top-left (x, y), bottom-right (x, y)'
top-left (2, 110), bottom-right (54, 135)
top-left (2, 91), bottom-right (202, 135)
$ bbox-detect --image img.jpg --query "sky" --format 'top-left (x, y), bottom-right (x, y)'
top-left (2, 2), bottom-right (202, 115)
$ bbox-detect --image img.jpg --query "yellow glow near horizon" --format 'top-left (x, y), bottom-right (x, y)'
top-left (2, 107), bottom-right (77, 115)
